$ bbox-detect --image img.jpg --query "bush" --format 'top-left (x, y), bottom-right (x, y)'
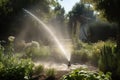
top-left (0, 58), bottom-right (34, 80)
top-left (25, 46), bottom-right (50, 59)
top-left (90, 41), bottom-right (104, 66)
top-left (0, 42), bottom-right (34, 80)
top-left (61, 68), bottom-right (111, 80)
top-left (72, 40), bottom-right (103, 65)
top-left (33, 64), bottom-right (44, 75)
top-left (98, 41), bottom-right (120, 79)
top-left (73, 49), bottom-right (90, 62)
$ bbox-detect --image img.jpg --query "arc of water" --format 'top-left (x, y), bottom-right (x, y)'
top-left (23, 9), bottom-right (71, 61)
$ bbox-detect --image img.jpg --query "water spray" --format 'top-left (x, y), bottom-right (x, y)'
top-left (23, 9), bottom-right (71, 62)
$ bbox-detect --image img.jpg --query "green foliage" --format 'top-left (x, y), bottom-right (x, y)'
top-left (68, 2), bottom-right (95, 40)
top-left (25, 46), bottom-right (50, 59)
top-left (46, 68), bottom-right (56, 77)
top-left (72, 40), bottom-right (103, 66)
top-left (91, 0), bottom-right (120, 23)
top-left (0, 42), bottom-right (34, 80)
top-left (98, 40), bottom-right (120, 79)
top-left (73, 49), bottom-right (90, 62)
top-left (87, 0), bottom-right (120, 48)
top-left (33, 64), bottom-right (44, 75)
top-left (0, 57), bottom-right (34, 80)
top-left (0, 0), bottom-right (54, 40)
top-left (39, 46), bottom-right (50, 56)
top-left (87, 22), bottom-right (117, 42)
top-left (61, 68), bottom-right (111, 80)
top-left (99, 41), bottom-right (117, 71)
top-left (4, 36), bottom-right (15, 57)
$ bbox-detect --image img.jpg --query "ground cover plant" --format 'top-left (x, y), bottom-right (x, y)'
top-left (61, 68), bottom-right (111, 80)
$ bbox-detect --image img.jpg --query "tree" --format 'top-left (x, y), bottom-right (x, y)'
top-left (67, 3), bottom-right (95, 41)
top-left (0, 0), bottom-right (58, 41)
top-left (49, 4), bottom-right (66, 38)
top-left (85, 0), bottom-right (120, 48)
top-left (83, 1), bottom-right (120, 79)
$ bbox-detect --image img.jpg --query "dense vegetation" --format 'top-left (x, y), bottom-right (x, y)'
top-left (0, 0), bottom-right (120, 80)
top-left (62, 68), bottom-right (111, 80)
top-left (84, 0), bottom-right (120, 47)
top-left (0, 41), bottom-right (34, 80)
top-left (0, 38), bottom-right (57, 80)
top-left (1, 36), bottom-right (120, 80)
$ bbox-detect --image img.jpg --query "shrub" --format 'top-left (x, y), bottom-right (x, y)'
top-left (33, 64), bottom-right (44, 75)
top-left (72, 40), bottom-right (103, 65)
top-left (0, 57), bottom-right (34, 80)
top-left (73, 49), bottom-right (90, 62)
top-left (25, 45), bottom-right (50, 59)
top-left (90, 41), bottom-right (104, 66)
top-left (0, 41), bottom-right (34, 80)
top-left (98, 41), bottom-right (120, 79)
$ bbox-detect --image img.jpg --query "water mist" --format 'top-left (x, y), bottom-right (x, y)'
top-left (23, 9), bottom-right (71, 62)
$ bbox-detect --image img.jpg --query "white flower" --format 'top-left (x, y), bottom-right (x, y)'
top-left (8, 36), bottom-right (15, 42)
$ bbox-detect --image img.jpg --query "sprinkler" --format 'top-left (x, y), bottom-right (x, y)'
top-left (68, 61), bottom-right (71, 68)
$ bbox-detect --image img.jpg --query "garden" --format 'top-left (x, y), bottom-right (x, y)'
top-left (0, 0), bottom-right (120, 80)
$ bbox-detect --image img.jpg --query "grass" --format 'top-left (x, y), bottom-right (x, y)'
top-left (46, 68), bottom-right (56, 77)
top-left (33, 64), bottom-right (44, 75)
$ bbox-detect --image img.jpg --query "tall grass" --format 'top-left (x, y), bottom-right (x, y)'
top-left (98, 40), bottom-right (120, 79)
top-left (46, 68), bottom-right (56, 77)
top-left (45, 68), bottom-right (56, 80)
top-left (33, 64), bottom-right (44, 75)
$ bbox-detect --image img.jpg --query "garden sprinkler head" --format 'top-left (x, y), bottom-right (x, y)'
top-left (68, 61), bottom-right (71, 68)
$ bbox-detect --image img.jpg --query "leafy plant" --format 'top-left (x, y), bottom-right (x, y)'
top-left (61, 68), bottom-right (111, 80)
top-left (98, 40), bottom-right (120, 79)
top-left (72, 40), bottom-right (104, 65)
top-left (25, 45), bottom-right (50, 59)
top-left (0, 57), bottom-right (34, 80)
top-left (0, 40), bottom-right (34, 80)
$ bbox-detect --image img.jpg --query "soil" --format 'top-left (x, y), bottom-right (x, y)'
top-left (32, 64), bottom-right (97, 80)
top-left (32, 70), bottom-right (69, 80)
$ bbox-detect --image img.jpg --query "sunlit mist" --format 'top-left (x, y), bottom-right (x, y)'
top-left (23, 9), bottom-right (71, 61)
